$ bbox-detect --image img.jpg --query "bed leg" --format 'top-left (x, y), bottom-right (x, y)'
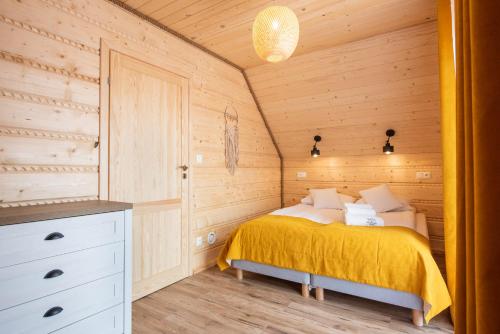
top-left (412, 309), bottom-right (424, 327)
top-left (301, 284), bottom-right (310, 298)
top-left (236, 268), bottom-right (243, 281)
top-left (315, 287), bottom-right (324, 301)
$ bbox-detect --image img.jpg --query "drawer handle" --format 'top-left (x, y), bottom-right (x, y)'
top-left (44, 269), bottom-right (64, 279)
top-left (44, 232), bottom-right (64, 241)
top-left (43, 306), bottom-right (63, 318)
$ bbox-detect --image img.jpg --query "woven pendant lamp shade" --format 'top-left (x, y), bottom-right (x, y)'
top-left (252, 6), bottom-right (299, 63)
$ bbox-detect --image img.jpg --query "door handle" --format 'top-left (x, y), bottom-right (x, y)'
top-left (44, 232), bottom-right (64, 241)
top-left (178, 165), bottom-right (188, 171)
top-left (43, 306), bottom-right (63, 318)
top-left (44, 269), bottom-right (64, 279)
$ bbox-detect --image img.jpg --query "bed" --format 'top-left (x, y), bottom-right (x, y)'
top-left (217, 204), bottom-right (451, 327)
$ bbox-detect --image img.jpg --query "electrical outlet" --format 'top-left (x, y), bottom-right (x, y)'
top-left (297, 171), bottom-right (307, 178)
top-left (207, 231), bottom-right (217, 245)
top-left (416, 171), bottom-right (432, 179)
top-left (195, 236), bottom-right (203, 247)
top-left (196, 154), bottom-right (203, 164)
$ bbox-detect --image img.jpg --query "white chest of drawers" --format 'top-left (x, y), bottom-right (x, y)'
top-left (0, 201), bottom-right (132, 334)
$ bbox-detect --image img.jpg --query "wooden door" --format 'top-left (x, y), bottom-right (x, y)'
top-left (108, 51), bottom-right (189, 301)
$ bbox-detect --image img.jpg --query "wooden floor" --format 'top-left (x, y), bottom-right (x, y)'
top-left (133, 267), bottom-right (454, 334)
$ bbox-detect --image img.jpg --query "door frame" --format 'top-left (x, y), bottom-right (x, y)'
top-left (99, 38), bottom-right (192, 274)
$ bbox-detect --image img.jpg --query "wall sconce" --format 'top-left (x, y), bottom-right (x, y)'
top-left (383, 129), bottom-right (395, 154)
top-left (311, 135), bottom-right (321, 158)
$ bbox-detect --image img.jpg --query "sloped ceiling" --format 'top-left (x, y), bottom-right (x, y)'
top-left (115, 0), bottom-right (439, 159)
top-left (116, 0), bottom-right (436, 69)
top-left (246, 21), bottom-right (440, 159)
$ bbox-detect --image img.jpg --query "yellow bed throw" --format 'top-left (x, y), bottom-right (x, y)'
top-left (217, 215), bottom-right (451, 323)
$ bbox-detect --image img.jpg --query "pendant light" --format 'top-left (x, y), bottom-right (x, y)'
top-left (252, 6), bottom-right (299, 63)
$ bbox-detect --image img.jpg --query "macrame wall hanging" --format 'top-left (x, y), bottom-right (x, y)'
top-left (224, 104), bottom-right (239, 175)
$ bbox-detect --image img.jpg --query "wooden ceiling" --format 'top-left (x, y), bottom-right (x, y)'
top-left (115, 0), bottom-right (439, 160)
top-left (117, 0), bottom-right (437, 69)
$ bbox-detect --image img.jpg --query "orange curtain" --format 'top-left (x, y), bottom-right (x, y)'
top-left (437, 0), bottom-right (456, 321)
top-left (438, 0), bottom-right (500, 333)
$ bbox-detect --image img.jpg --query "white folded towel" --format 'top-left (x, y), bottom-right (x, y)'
top-left (345, 213), bottom-right (384, 226)
top-left (344, 203), bottom-right (376, 216)
top-left (346, 207), bottom-right (376, 216)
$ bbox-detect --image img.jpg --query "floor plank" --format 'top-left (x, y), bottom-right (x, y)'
top-left (133, 266), bottom-right (454, 334)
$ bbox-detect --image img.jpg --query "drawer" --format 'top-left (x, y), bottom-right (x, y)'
top-left (52, 304), bottom-right (124, 334)
top-left (0, 273), bottom-right (124, 334)
top-left (0, 242), bottom-right (124, 311)
top-left (0, 211), bottom-right (124, 267)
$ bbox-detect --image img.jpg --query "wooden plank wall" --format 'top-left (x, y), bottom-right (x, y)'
top-left (283, 154), bottom-right (444, 272)
top-left (0, 0), bottom-right (280, 273)
top-left (246, 22), bottom-right (444, 271)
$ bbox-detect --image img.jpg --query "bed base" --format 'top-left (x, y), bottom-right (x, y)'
top-left (232, 260), bottom-right (311, 298)
top-left (311, 273), bottom-right (424, 326)
top-left (231, 260), bottom-right (424, 327)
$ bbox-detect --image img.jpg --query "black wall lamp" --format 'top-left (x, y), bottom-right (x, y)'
top-left (311, 135), bottom-right (321, 158)
top-left (383, 129), bottom-right (396, 154)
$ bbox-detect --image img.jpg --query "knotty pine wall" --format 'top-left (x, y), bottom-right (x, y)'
top-left (246, 22), bottom-right (445, 271)
top-left (0, 0), bottom-right (280, 273)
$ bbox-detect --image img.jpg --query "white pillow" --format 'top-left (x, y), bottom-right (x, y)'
top-left (300, 195), bottom-right (313, 205)
top-left (304, 193), bottom-right (354, 206)
top-left (356, 197), bottom-right (415, 213)
top-left (359, 184), bottom-right (403, 213)
top-left (310, 188), bottom-right (344, 209)
top-left (390, 198), bottom-right (416, 212)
